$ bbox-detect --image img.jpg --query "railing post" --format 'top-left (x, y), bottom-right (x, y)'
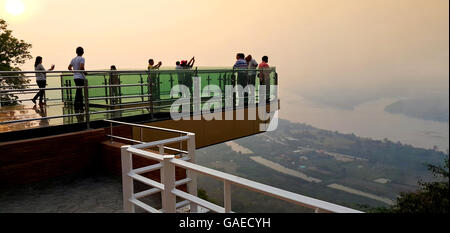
top-left (44, 81), bottom-right (47, 104)
top-left (147, 71), bottom-right (154, 118)
top-left (69, 79), bottom-right (73, 102)
top-left (121, 146), bottom-right (135, 213)
top-left (108, 74), bottom-right (113, 105)
top-left (140, 74), bottom-right (144, 102)
top-left (232, 68), bottom-right (236, 109)
top-left (160, 145), bottom-right (177, 213)
top-left (83, 78), bottom-right (90, 129)
top-left (110, 122), bottom-right (113, 143)
top-left (169, 74), bottom-right (174, 90)
top-left (274, 71), bottom-right (278, 85)
top-left (179, 133), bottom-right (183, 159)
top-left (187, 133), bottom-right (198, 212)
top-left (0, 81), bottom-right (2, 108)
top-left (104, 75), bottom-right (108, 105)
top-left (63, 80), bottom-right (67, 105)
top-left (118, 75), bottom-right (122, 104)
top-left (224, 180), bottom-right (232, 213)
top-left (60, 75), bottom-right (64, 103)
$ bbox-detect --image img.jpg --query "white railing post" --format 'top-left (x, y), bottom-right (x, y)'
top-left (224, 180), bottom-right (232, 213)
top-left (187, 133), bottom-right (198, 213)
top-left (121, 146), bottom-right (135, 213)
top-left (161, 150), bottom-right (177, 213)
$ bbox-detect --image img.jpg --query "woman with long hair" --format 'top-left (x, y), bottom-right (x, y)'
top-left (32, 56), bottom-right (55, 105)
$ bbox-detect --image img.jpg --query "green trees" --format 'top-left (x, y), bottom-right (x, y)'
top-left (197, 188), bottom-right (219, 205)
top-left (0, 19), bottom-right (32, 106)
top-left (375, 158), bottom-right (449, 213)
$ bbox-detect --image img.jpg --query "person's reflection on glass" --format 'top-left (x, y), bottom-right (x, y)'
top-left (32, 105), bottom-right (49, 127)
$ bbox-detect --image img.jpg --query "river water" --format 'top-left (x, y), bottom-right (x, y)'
top-left (279, 86), bottom-right (449, 152)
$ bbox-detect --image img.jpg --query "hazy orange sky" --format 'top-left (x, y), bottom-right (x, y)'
top-left (1, 0), bottom-right (448, 91)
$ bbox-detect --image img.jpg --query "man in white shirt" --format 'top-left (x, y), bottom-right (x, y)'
top-left (68, 47), bottom-right (86, 109)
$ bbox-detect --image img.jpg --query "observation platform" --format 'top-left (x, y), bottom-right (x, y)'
top-left (0, 68), bottom-right (278, 142)
top-left (0, 68), bottom-right (280, 187)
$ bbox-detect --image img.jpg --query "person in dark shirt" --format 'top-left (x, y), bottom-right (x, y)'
top-left (181, 57), bottom-right (196, 69)
top-left (258, 56), bottom-right (271, 102)
top-left (109, 65), bottom-right (120, 105)
top-left (233, 53), bottom-right (247, 69)
top-left (178, 57), bottom-right (196, 95)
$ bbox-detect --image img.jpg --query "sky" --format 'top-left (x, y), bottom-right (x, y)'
top-left (1, 0), bottom-right (449, 93)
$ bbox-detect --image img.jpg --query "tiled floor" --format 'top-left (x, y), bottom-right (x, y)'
top-left (0, 173), bottom-right (130, 213)
top-left (0, 102), bottom-right (154, 133)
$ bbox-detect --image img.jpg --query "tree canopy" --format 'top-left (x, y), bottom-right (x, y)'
top-left (0, 18), bottom-right (33, 106)
top-left (373, 158), bottom-right (449, 213)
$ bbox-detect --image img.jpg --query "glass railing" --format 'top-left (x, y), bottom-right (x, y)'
top-left (59, 68), bottom-right (277, 108)
top-left (1, 67), bottom-right (278, 131)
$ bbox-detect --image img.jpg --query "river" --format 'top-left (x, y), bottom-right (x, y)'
top-left (279, 89), bottom-right (449, 152)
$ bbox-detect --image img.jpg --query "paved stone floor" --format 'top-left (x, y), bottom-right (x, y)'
top-left (0, 171), bottom-right (208, 213)
top-left (0, 173), bottom-right (151, 213)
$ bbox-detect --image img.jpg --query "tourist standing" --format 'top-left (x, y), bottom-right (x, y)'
top-left (233, 53), bottom-right (248, 106)
top-left (246, 55), bottom-right (258, 104)
top-left (109, 65), bottom-right (120, 105)
top-left (258, 56), bottom-right (271, 102)
top-left (178, 57), bottom-right (195, 95)
top-left (245, 55), bottom-right (258, 86)
top-left (32, 56), bottom-right (55, 105)
top-left (148, 59), bottom-right (162, 102)
top-left (68, 47), bottom-right (86, 109)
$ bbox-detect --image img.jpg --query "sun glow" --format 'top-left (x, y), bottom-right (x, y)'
top-left (5, 0), bottom-right (25, 16)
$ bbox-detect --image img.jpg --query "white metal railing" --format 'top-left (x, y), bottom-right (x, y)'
top-left (105, 119), bottom-right (190, 159)
top-left (119, 123), bottom-right (364, 213)
top-left (121, 133), bottom-right (199, 213)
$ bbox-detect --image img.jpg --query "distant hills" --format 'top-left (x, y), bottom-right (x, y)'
top-left (385, 97), bottom-right (449, 122)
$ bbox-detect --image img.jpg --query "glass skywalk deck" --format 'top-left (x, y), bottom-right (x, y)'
top-left (0, 68), bottom-right (278, 134)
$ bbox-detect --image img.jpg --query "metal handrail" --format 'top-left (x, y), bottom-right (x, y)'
top-left (0, 67), bottom-right (276, 75)
top-left (117, 122), bottom-right (363, 214)
top-left (0, 84), bottom-right (152, 93)
top-left (105, 119), bottom-right (191, 135)
top-left (1, 86), bottom-right (83, 93)
top-left (170, 158), bottom-right (362, 213)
